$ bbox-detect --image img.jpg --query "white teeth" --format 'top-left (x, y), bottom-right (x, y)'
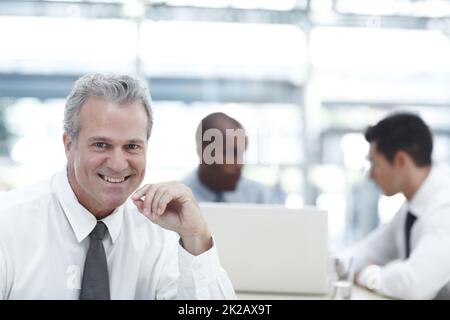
top-left (101, 175), bottom-right (126, 183)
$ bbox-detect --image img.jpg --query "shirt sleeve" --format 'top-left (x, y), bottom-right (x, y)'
top-left (342, 206), bottom-right (403, 273)
top-left (258, 183), bottom-right (285, 205)
top-left (0, 244), bottom-right (6, 300)
top-left (176, 238), bottom-right (236, 299)
top-left (358, 205), bottom-right (450, 299)
top-left (155, 234), bottom-right (236, 300)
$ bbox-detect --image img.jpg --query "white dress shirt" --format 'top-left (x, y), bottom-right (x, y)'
top-left (0, 169), bottom-right (236, 300)
top-left (344, 165), bottom-right (450, 299)
top-left (183, 169), bottom-right (285, 204)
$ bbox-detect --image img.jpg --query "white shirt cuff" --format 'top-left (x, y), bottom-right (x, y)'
top-left (358, 264), bottom-right (382, 291)
top-left (178, 237), bottom-right (221, 288)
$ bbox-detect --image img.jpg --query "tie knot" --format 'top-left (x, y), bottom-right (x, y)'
top-left (89, 221), bottom-right (108, 240)
top-left (407, 210), bottom-right (417, 221)
top-left (214, 191), bottom-right (224, 202)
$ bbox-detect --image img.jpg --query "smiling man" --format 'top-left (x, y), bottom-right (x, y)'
top-left (0, 74), bottom-right (236, 299)
top-left (65, 96), bottom-right (148, 219)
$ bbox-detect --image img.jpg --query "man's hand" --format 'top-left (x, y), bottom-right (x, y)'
top-left (357, 264), bottom-right (381, 291)
top-left (131, 181), bottom-right (212, 255)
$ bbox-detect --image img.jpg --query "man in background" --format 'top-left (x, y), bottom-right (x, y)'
top-left (344, 112), bottom-right (450, 299)
top-left (183, 112), bottom-right (284, 204)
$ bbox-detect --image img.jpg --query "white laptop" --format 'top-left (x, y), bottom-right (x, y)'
top-left (199, 202), bottom-right (329, 295)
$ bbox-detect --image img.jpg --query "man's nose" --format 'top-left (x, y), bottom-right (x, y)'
top-left (223, 163), bottom-right (242, 175)
top-left (106, 148), bottom-right (128, 173)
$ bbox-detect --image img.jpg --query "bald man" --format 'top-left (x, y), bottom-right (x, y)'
top-left (183, 112), bottom-right (285, 204)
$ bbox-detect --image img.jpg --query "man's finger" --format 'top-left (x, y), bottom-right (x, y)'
top-left (132, 184), bottom-right (151, 200)
top-left (143, 184), bottom-right (158, 216)
top-left (157, 192), bottom-right (173, 216)
top-left (151, 188), bottom-right (167, 215)
top-left (133, 198), bottom-right (144, 214)
top-left (147, 209), bottom-right (159, 224)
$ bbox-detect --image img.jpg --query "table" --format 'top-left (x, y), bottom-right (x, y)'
top-left (236, 285), bottom-right (389, 300)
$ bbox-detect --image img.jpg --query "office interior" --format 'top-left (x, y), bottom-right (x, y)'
top-left (1, 0), bottom-right (450, 254)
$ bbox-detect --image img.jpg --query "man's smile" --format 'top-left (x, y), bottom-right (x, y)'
top-left (98, 174), bottom-right (132, 184)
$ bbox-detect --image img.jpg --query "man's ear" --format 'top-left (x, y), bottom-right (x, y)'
top-left (63, 132), bottom-right (74, 160)
top-left (394, 150), bottom-right (409, 168)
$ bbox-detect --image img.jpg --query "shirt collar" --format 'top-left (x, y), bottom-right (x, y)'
top-left (53, 168), bottom-right (124, 244)
top-left (408, 166), bottom-right (439, 218)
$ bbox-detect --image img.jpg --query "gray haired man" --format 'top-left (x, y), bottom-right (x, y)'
top-left (0, 74), bottom-right (236, 299)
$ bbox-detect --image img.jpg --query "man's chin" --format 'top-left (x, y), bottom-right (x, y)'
top-left (99, 196), bottom-right (129, 211)
top-left (222, 183), bottom-right (239, 191)
top-left (381, 188), bottom-right (399, 197)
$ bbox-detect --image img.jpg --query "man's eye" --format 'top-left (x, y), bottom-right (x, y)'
top-left (126, 144), bottom-right (140, 150)
top-left (94, 142), bottom-right (108, 149)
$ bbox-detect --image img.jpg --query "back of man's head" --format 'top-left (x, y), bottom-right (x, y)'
top-left (365, 113), bottom-right (433, 167)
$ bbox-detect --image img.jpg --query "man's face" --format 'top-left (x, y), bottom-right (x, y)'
top-left (64, 96), bottom-right (148, 216)
top-left (201, 141), bottom-right (245, 192)
top-left (368, 142), bottom-right (403, 196)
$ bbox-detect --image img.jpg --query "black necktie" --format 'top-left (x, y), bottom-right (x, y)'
top-left (80, 221), bottom-right (110, 300)
top-left (405, 211), bottom-right (417, 259)
top-left (214, 191), bottom-right (224, 203)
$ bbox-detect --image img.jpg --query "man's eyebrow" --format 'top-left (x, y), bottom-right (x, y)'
top-left (88, 136), bottom-right (112, 143)
top-left (126, 139), bottom-right (146, 145)
top-left (87, 137), bottom-right (146, 145)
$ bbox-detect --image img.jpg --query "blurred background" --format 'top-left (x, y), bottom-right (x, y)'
top-left (1, 0), bottom-right (450, 250)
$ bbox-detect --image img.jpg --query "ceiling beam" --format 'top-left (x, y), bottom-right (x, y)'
top-left (0, 73), bottom-right (303, 104)
top-left (1, 1), bottom-right (449, 30)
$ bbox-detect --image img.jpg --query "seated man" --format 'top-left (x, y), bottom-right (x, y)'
top-left (0, 74), bottom-right (236, 299)
top-left (183, 112), bottom-right (285, 204)
top-left (343, 113), bottom-right (450, 299)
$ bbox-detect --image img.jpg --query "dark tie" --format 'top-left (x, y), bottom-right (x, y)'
top-left (214, 191), bottom-right (224, 202)
top-left (80, 221), bottom-right (110, 300)
top-left (405, 211), bottom-right (417, 259)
